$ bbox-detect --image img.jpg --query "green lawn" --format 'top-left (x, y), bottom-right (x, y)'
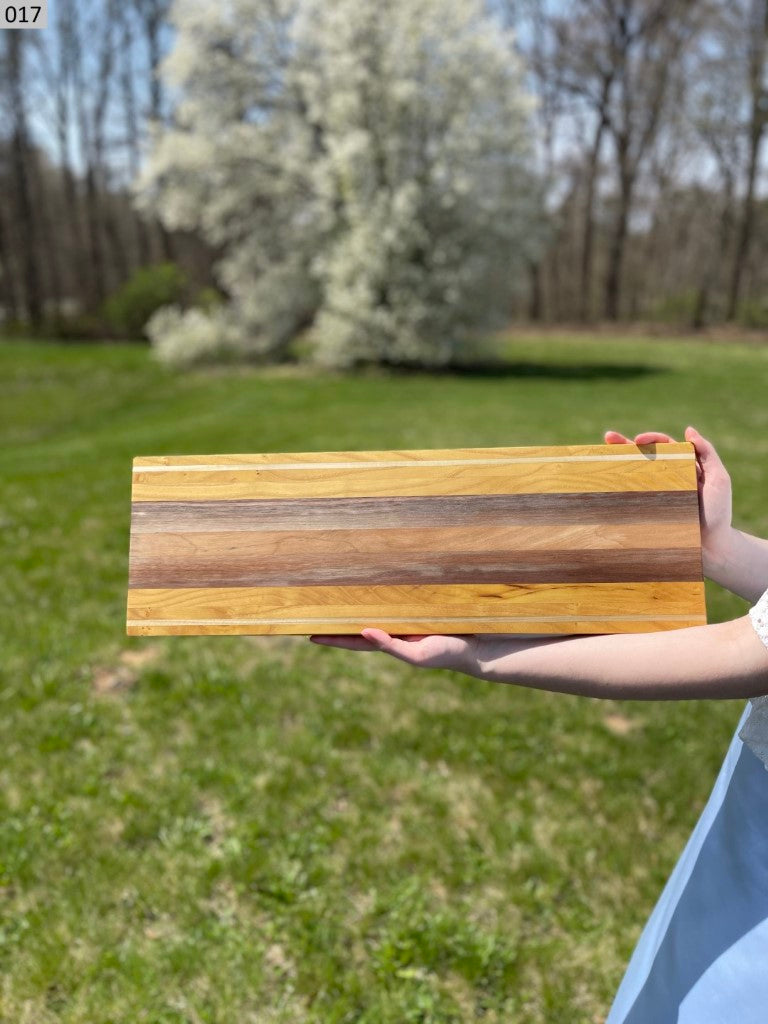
top-left (1, 333), bottom-right (766, 1023)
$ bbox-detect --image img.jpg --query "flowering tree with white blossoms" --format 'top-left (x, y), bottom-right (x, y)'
top-left (138, 0), bottom-right (540, 367)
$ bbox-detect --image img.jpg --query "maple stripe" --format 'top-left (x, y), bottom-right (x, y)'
top-left (129, 520), bottom-right (699, 561)
top-left (126, 580), bottom-right (704, 620)
top-left (130, 459), bottom-right (697, 502)
top-left (126, 579), bottom-right (707, 634)
top-left (126, 613), bottom-right (706, 636)
top-left (133, 453), bottom-right (693, 472)
top-left (126, 614), bottom-right (703, 625)
top-left (132, 442), bottom-right (694, 467)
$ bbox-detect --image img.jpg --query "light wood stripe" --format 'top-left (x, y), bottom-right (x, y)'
top-left (131, 458), bottom-right (696, 502)
top-left (129, 521), bottom-right (699, 561)
top-left (132, 442), bottom-right (693, 468)
top-left (127, 614), bottom-right (706, 636)
top-left (128, 614), bottom-right (703, 625)
top-left (133, 454), bottom-right (693, 472)
top-left (128, 581), bottom-right (708, 626)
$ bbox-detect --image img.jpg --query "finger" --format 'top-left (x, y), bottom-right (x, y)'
top-left (309, 635), bottom-right (378, 650)
top-left (360, 628), bottom-right (431, 664)
top-left (685, 426), bottom-right (723, 470)
top-left (633, 431), bottom-right (677, 444)
top-left (604, 430), bottom-right (631, 444)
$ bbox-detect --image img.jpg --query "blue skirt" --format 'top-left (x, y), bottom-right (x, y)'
top-left (607, 702), bottom-right (768, 1024)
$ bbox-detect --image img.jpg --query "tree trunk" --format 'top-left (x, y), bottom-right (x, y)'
top-left (725, 0), bottom-right (768, 321)
top-left (102, 192), bottom-right (130, 285)
top-left (60, 160), bottom-right (90, 308)
top-left (83, 164), bottom-right (107, 305)
top-left (726, 128), bottom-right (764, 321)
top-left (134, 214), bottom-right (153, 266)
top-left (120, 10), bottom-right (152, 266)
top-left (143, 0), bottom-right (175, 261)
top-left (28, 150), bottom-right (64, 323)
top-left (0, 198), bottom-right (20, 322)
top-left (528, 260), bottom-right (543, 320)
top-left (578, 77), bottom-right (612, 323)
top-left (157, 221), bottom-right (175, 261)
top-left (7, 34), bottom-right (43, 327)
top-left (55, 0), bottom-right (90, 312)
top-left (604, 151), bottom-right (632, 322)
top-left (693, 184), bottom-right (734, 329)
top-left (578, 125), bottom-right (603, 322)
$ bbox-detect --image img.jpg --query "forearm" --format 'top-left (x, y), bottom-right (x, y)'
top-left (704, 527), bottom-right (768, 602)
top-left (467, 616), bottom-right (768, 701)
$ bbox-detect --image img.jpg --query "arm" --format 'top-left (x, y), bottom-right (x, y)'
top-left (471, 616), bottom-right (768, 700)
top-left (312, 616), bottom-right (768, 701)
top-left (703, 528), bottom-right (768, 604)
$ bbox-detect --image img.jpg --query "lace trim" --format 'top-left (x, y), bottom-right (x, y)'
top-left (739, 588), bottom-right (768, 770)
top-left (749, 587), bottom-right (768, 651)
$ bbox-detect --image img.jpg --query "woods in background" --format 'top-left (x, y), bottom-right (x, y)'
top-left (0, 0), bottom-right (214, 337)
top-left (0, 0), bottom-right (767, 351)
top-left (524, 0), bottom-right (768, 327)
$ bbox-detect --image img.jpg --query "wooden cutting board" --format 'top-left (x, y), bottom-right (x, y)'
top-left (126, 442), bottom-right (705, 636)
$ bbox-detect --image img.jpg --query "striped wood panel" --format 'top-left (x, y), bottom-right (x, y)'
top-left (127, 443), bottom-right (706, 635)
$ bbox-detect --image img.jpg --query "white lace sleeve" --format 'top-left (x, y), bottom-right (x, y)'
top-left (738, 587), bottom-right (768, 770)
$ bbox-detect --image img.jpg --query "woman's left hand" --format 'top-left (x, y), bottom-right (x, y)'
top-left (310, 629), bottom-right (477, 672)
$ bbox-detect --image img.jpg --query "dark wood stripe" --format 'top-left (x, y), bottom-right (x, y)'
top-left (131, 490), bottom-right (698, 534)
top-left (129, 547), bottom-right (701, 588)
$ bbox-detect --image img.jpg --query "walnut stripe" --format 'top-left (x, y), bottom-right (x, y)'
top-left (129, 546), bottom-right (701, 589)
top-left (131, 490), bottom-right (699, 533)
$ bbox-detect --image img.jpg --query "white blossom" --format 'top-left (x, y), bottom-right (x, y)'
top-left (136, 0), bottom-right (541, 367)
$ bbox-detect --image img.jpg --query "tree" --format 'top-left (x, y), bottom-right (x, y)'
top-left (726, 0), bottom-right (768, 321)
top-left (548, 1), bottom-right (617, 322)
top-left (137, 0), bottom-right (539, 367)
top-left (134, 0), bottom-right (175, 260)
top-left (2, 33), bottom-right (43, 326)
top-left (598, 1), bottom-right (700, 321)
top-left (687, 4), bottom-right (745, 327)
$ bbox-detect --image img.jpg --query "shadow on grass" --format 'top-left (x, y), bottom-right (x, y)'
top-left (385, 360), bottom-right (667, 381)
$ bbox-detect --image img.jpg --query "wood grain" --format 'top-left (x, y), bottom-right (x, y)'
top-left (131, 443), bottom-right (694, 466)
top-left (131, 458), bottom-right (695, 502)
top-left (126, 581), bottom-right (706, 635)
top-left (130, 491), bottom-right (697, 534)
top-left (126, 442), bottom-right (705, 635)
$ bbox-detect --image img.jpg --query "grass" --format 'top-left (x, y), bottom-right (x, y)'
top-left (1, 332), bottom-right (767, 1022)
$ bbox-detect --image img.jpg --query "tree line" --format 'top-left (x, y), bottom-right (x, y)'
top-left (0, 0), bottom-right (766, 342)
top-left (520, 0), bottom-right (768, 327)
top-left (0, 0), bottom-right (212, 336)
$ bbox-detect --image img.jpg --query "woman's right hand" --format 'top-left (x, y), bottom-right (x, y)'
top-left (604, 425), bottom-right (733, 565)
